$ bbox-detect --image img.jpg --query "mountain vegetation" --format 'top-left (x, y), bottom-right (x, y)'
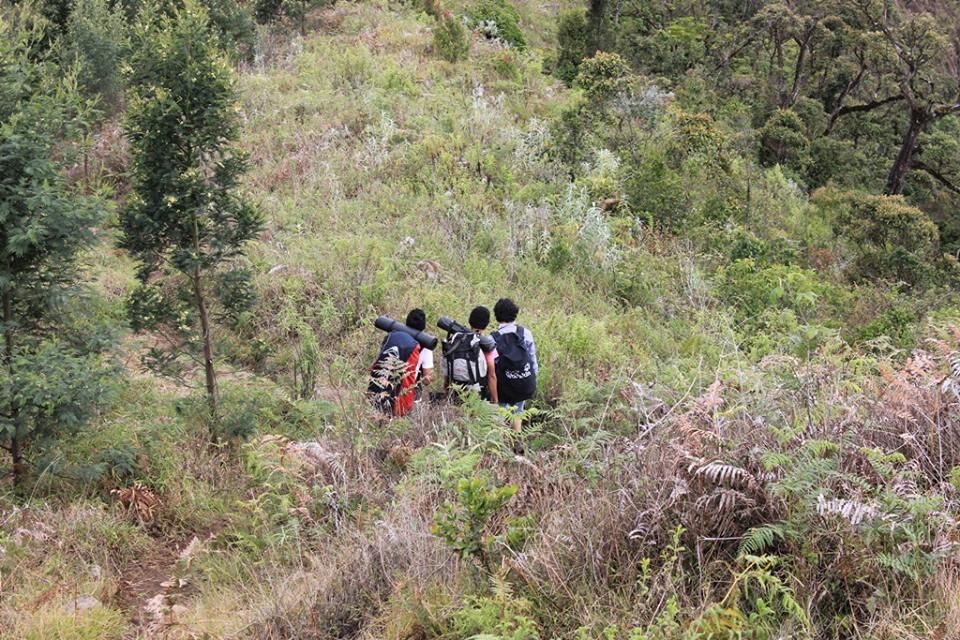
top-left (1, 0), bottom-right (960, 638)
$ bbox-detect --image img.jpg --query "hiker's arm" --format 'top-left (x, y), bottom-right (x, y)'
top-left (527, 333), bottom-right (539, 375)
top-left (422, 366), bottom-right (434, 386)
top-left (485, 350), bottom-right (498, 404)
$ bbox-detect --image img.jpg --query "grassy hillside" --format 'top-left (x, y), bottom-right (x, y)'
top-left (2, 1), bottom-right (960, 639)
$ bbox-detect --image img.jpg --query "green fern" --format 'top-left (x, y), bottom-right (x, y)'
top-left (738, 523), bottom-right (788, 556)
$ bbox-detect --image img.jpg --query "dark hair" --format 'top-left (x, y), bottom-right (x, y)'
top-left (493, 298), bottom-right (518, 323)
top-left (405, 308), bottom-right (426, 331)
top-left (469, 305), bottom-right (490, 330)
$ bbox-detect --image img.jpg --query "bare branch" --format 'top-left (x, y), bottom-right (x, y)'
top-left (912, 160), bottom-right (960, 194)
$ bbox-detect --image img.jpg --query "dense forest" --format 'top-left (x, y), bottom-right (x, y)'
top-left (2, 0), bottom-right (960, 637)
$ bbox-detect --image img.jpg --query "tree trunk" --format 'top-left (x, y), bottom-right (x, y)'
top-left (886, 108), bottom-right (927, 195)
top-left (587, 0), bottom-right (606, 54)
top-left (192, 272), bottom-right (217, 417)
top-left (2, 287), bottom-right (22, 486)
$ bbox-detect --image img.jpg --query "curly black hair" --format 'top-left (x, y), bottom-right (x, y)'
top-left (405, 308), bottom-right (427, 331)
top-left (469, 305), bottom-right (491, 330)
top-left (493, 298), bottom-right (519, 323)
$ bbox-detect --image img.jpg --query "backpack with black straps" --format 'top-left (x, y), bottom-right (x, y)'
top-left (368, 331), bottom-right (421, 417)
top-left (442, 332), bottom-right (486, 394)
top-left (492, 326), bottom-right (536, 403)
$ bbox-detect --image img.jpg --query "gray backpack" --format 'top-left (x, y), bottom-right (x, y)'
top-left (441, 332), bottom-right (487, 392)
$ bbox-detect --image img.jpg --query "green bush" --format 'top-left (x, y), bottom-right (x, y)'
top-left (636, 16), bottom-right (709, 75)
top-left (623, 153), bottom-right (687, 227)
top-left (667, 108), bottom-right (726, 162)
top-left (759, 109), bottom-right (809, 172)
top-left (433, 15), bottom-right (469, 62)
top-left (433, 476), bottom-right (517, 572)
top-left (555, 9), bottom-right (588, 85)
top-left (452, 578), bottom-right (541, 640)
top-left (254, 0), bottom-right (283, 22)
top-left (575, 51), bottom-right (630, 103)
top-left (199, 0), bottom-right (257, 57)
top-left (856, 303), bottom-right (917, 347)
top-left (489, 49), bottom-right (520, 81)
top-left (816, 190), bottom-right (941, 286)
top-left (468, 0), bottom-right (526, 51)
top-left (61, 0), bottom-right (128, 107)
top-left (717, 258), bottom-right (837, 321)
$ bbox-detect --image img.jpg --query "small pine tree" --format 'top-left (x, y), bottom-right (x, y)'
top-left (1, 11), bottom-right (113, 485)
top-left (555, 9), bottom-right (588, 86)
top-left (122, 0), bottom-right (263, 419)
top-left (61, 0), bottom-right (129, 108)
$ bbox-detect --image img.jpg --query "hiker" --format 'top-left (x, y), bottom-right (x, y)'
top-left (405, 308), bottom-right (434, 399)
top-left (442, 305), bottom-right (499, 404)
top-left (491, 298), bottom-right (538, 444)
top-left (368, 308), bottom-right (434, 416)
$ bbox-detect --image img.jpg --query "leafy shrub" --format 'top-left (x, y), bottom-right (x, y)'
top-left (555, 9), bottom-right (588, 85)
top-left (433, 15), bottom-right (469, 62)
top-left (199, 0), bottom-right (258, 57)
top-left (575, 51), bottom-right (630, 103)
top-left (289, 322), bottom-right (320, 399)
top-left (759, 109), bottom-right (809, 172)
top-left (452, 577), bottom-right (541, 639)
top-left (489, 49), bottom-right (520, 81)
top-left (716, 258), bottom-right (836, 321)
top-left (61, 0), bottom-right (128, 107)
top-left (815, 190), bottom-right (941, 286)
top-left (623, 153), bottom-right (687, 227)
top-left (805, 136), bottom-right (857, 189)
top-left (254, 0), bottom-right (284, 22)
top-left (468, 0), bottom-right (526, 51)
top-left (433, 476), bottom-right (517, 571)
top-left (856, 303), bottom-right (917, 347)
top-left (691, 555), bottom-right (808, 638)
top-left (551, 99), bottom-right (589, 167)
top-left (95, 444), bottom-right (144, 484)
top-left (636, 16), bottom-right (709, 75)
top-left (667, 108), bottom-right (726, 163)
top-left (724, 226), bottom-right (799, 265)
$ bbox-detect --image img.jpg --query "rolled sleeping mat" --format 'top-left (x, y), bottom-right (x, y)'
top-left (374, 315), bottom-right (439, 351)
top-left (437, 316), bottom-right (496, 353)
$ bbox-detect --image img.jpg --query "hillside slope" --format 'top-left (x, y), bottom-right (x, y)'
top-left (2, 1), bottom-right (960, 639)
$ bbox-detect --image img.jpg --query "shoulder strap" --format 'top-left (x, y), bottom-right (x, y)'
top-left (517, 326), bottom-right (525, 340)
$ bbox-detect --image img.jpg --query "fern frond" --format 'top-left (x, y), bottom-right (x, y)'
top-left (816, 494), bottom-right (877, 526)
top-left (875, 552), bottom-right (922, 581)
top-left (760, 452), bottom-right (791, 471)
top-left (738, 523), bottom-right (788, 556)
top-left (800, 439), bottom-right (840, 457)
top-left (692, 460), bottom-right (756, 490)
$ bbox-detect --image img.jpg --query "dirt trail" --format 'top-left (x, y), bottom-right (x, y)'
top-left (116, 529), bottom-right (216, 638)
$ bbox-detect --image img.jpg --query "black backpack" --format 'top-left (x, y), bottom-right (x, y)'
top-left (442, 332), bottom-right (485, 392)
top-left (492, 326), bottom-right (536, 403)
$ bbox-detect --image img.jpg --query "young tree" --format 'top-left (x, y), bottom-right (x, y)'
top-left (838, 0), bottom-right (960, 195)
top-left (61, 0), bottom-right (130, 108)
top-left (122, 0), bottom-right (262, 418)
top-left (1, 11), bottom-right (113, 485)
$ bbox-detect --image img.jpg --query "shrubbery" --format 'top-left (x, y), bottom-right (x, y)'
top-left (61, 0), bottom-right (128, 107)
top-left (432, 15), bottom-right (469, 62)
top-left (555, 9), bottom-right (588, 85)
top-left (575, 51), bottom-right (630, 103)
top-left (759, 108), bottom-right (809, 173)
top-left (816, 190), bottom-right (942, 286)
top-left (468, 0), bottom-right (526, 50)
